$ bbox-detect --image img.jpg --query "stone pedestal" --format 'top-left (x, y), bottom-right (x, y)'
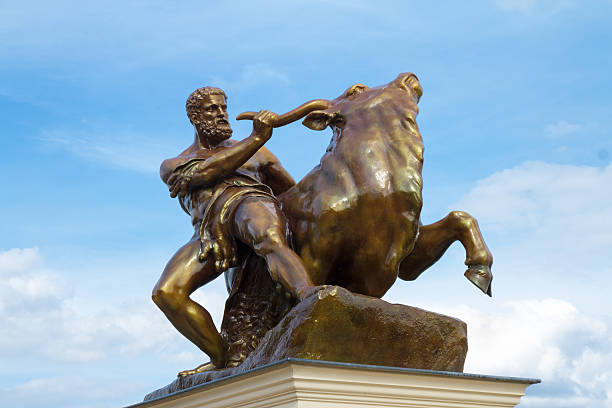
top-left (146, 286), bottom-right (469, 399)
top-left (133, 359), bottom-right (539, 408)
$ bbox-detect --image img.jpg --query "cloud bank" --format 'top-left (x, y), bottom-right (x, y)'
top-left (454, 161), bottom-right (612, 278)
top-left (0, 246), bottom-right (225, 407)
top-left (0, 247), bottom-right (172, 361)
top-left (405, 299), bottom-right (611, 407)
top-left (4, 160), bottom-right (612, 407)
top-left (448, 161), bottom-right (612, 407)
top-left (39, 129), bottom-right (176, 174)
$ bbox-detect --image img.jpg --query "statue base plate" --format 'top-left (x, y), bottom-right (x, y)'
top-left (135, 359), bottom-right (539, 408)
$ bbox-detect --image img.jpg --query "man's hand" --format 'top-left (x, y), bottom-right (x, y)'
top-left (199, 236), bottom-right (238, 274)
top-left (168, 170), bottom-right (192, 198)
top-left (199, 216), bottom-right (239, 273)
top-left (167, 160), bottom-right (206, 198)
top-left (252, 110), bottom-right (278, 141)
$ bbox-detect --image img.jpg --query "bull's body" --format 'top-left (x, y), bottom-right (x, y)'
top-left (279, 78), bottom-right (424, 297)
top-left (235, 72), bottom-right (492, 301)
top-left (219, 73), bottom-right (493, 367)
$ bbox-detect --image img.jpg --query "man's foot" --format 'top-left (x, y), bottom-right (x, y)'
top-left (177, 361), bottom-right (216, 378)
top-left (296, 285), bottom-right (326, 302)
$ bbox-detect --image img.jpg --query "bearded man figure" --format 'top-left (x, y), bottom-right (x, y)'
top-left (152, 87), bottom-right (314, 376)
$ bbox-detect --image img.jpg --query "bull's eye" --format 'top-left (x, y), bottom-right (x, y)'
top-left (345, 83), bottom-right (368, 98)
top-left (331, 113), bottom-right (345, 127)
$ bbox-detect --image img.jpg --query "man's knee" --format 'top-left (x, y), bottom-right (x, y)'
top-left (251, 227), bottom-right (287, 255)
top-left (152, 283), bottom-right (184, 313)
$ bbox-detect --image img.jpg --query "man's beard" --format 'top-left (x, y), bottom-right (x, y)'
top-left (197, 120), bottom-right (233, 147)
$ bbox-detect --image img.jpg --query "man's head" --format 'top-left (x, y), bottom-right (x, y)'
top-left (186, 87), bottom-right (233, 147)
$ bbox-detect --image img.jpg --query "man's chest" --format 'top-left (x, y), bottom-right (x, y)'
top-left (189, 143), bottom-right (271, 172)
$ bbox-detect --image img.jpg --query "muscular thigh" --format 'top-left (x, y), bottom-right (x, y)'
top-left (232, 197), bottom-right (287, 247)
top-left (155, 237), bottom-right (221, 296)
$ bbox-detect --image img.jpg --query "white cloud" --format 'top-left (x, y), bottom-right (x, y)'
top-left (4, 160), bottom-right (612, 407)
top-left (0, 246), bottom-right (230, 406)
top-left (0, 247), bottom-right (197, 362)
top-left (546, 120), bottom-right (583, 139)
top-left (384, 160), bottom-right (612, 406)
top-left (40, 129), bottom-right (176, 173)
top-left (0, 247), bottom-right (66, 313)
top-left (460, 299), bottom-right (607, 378)
top-left (416, 160), bottom-right (612, 407)
top-left (455, 161), bottom-right (612, 226)
top-left (394, 298), bottom-right (612, 408)
top-left (453, 161), bottom-right (612, 276)
top-left (0, 247), bottom-right (41, 274)
top-left (1, 375), bottom-right (145, 408)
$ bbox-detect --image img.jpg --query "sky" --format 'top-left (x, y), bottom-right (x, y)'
top-left (1, 0), bottom-right (611, 407)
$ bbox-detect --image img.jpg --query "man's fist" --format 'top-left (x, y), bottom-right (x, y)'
top-left (168, 171), bottom-right (191, 198)
top-left (252, 110), bottom-right (278, 140)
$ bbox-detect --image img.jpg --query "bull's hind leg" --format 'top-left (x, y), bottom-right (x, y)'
top-left (398, 211), bottom-right (493, 296)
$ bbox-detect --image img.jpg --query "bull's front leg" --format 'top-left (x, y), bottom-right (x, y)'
top-left (398, 211), bottom-right (493, 296)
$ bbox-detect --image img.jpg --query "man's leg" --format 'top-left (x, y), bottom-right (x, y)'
top-left (152, 237), bottom-right (227, 369)
top-left (232, 197), bottom-right (314, 300)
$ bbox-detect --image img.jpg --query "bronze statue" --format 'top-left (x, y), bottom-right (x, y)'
top-left (153, 73), bottom-right (493, 377)
top-left (236, 73), bottom-right (492, 297)
top-left (152, 87), bottom-right (315, 376)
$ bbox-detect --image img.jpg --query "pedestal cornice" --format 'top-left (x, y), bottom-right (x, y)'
top-left (135, 358), bottom-right (539, 408)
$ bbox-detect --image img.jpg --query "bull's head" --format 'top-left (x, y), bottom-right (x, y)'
top-left (236, 73), bottom-right (422, 134)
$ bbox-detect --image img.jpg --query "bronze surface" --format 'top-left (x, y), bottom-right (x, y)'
top-left (239, 73), bottom-right (492, 297)
top-left (152, 87), bottom-right (314, 373)
top-left (145, 286), bottom-right (468, 400)
top-left (152, 74), bottom-right (493, 377)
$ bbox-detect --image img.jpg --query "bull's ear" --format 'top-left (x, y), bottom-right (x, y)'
top-left (302, 110), bottom-right (334, 131)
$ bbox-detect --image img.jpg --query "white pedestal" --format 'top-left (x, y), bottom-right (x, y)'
top-left (133, 359), bottom-right (539, 408)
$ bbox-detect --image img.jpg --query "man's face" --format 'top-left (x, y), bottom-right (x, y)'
top-left (193, 94), bottom-right (233, 146)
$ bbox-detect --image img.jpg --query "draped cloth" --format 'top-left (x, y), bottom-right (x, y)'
top-left (174, 159), bottom-right (278, 265)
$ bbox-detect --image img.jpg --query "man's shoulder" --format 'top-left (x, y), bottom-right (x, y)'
top-left (160, 145), bottom-right (208, 183)
top-left (165, 143), bottom-right (213, 162)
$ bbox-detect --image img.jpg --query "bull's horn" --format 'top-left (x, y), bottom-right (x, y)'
top-left (236, 99), bottom-right (332, 128)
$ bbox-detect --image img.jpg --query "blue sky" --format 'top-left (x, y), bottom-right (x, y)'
top-left (1, 1), bottom-right (611, 407)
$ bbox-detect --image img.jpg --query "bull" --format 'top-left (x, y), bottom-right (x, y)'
top-left (217, 73), bottom-right (493, 367)
top-left (237, 72), bottom-right (492, 298)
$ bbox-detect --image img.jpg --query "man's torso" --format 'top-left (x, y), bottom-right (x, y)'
top-left (173, 140), bottom-right (275, 227)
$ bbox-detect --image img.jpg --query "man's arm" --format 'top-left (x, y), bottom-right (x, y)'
top-left (161, 156), bottom-right (194, 185)
top-left (168, 110), bottom-right (277, 198)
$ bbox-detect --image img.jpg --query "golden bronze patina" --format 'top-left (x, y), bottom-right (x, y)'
top-left (237, 73), bottom-right (492, 296)
top-left (153, 73), bottom-right (493, 377)
top-left (152, 87), bottom-right (315, 375)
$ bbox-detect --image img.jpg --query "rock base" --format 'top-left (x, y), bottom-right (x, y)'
top-left (145, 286), bottom-right (467, 400)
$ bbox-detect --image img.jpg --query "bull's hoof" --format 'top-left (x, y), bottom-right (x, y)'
top-left (177, 361), bottom-right (216, 378)
top-left (464, 265), bottom-right (492, 297)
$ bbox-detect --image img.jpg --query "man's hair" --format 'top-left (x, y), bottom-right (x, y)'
top-left (186, 87), bottom-right (227, 123)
